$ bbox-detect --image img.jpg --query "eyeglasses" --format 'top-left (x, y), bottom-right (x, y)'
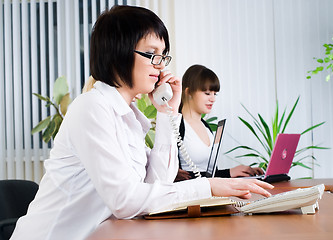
top-left (134, 50), bottom-right (172, 66)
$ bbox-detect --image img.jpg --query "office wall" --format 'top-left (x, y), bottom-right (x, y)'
top-left (1, 0), bottom-right (332, 182)
top-left (172, 0), bottom-right (333, 179)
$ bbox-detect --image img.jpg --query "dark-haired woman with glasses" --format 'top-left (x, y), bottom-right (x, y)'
top-left (11, 6), bottom-right (272, 240)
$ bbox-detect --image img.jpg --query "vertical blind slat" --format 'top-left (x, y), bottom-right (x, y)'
top-left (100, 0), bottom-right (106, 13)
top-left (83, 0), bottom-right (89, 83)
top-left (30, 0), bottom-right (41, 182)
top-left (92, 0), bottom-right (97, 25)
top-left (0, 1), bottom-right (6, 180)
top-left (108, 0), bottom-right (114, 9)
top-left (40, 0), bottom-right (49, 161)
top-left (57, 0), bottom-right (63, 75)
top-left (65, 0), bottom-right (73, 92)
top-left (74, 0), bottom-right (81, 94)
top-left (13, 0), bottom-right (24, 179)
top-left (4, 0), bottom-right (15, 179)
top-left (22, 0), bottom-right (32, 180)
top-left (48, 0), bottom-right (55, 115)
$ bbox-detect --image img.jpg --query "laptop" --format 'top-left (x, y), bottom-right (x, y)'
top-left (243, 133), bottom-right (301, 183)
top-left (205, 119), bottom-right (227, 178)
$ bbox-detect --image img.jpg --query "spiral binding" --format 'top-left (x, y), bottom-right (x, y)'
top-left (164, 100), bottom-right (201, 178)
top-left (230, 199), bottom-right (250, 208)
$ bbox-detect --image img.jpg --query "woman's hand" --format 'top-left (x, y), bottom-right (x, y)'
top-left (229, 165), bottom-right (264, 178)
top-left (208, 178), bottom-right (274, 199)
top-left (148, 69), bottom-right (181, 115)
top-left (174, 169), bottom-right (191, 182)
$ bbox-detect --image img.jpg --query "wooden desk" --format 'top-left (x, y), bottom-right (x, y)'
top-left (86, 179), bottom-right (333, 240)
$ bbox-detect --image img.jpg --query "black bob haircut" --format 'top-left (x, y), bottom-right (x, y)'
top-left (90, 5), bottom-right (170, 88)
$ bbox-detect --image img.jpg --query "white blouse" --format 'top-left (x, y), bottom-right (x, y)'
top-left (11, 81), bottom-right (211, 240)
top-left (179, 119), bottom-right (214, 171)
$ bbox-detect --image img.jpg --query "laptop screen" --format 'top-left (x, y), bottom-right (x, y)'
top-left (206, 119), bottom-right (226, 177)
top-left (264, 133), bottom-right (301, 177)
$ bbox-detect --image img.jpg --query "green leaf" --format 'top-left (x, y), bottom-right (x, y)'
top-left (278, 108), bottom-right (286, 133)
top-left (145, 129), bottom-right (155, 148)
top-left (33, 93), bottom-right (51, 102)
top-left (208, 123), bottom-right (217, 132)
top-left (31, 116), bottom-right (51, 134)
top-left (249, 162), bottom-right (258, 167)
top-left (306, 76), bottom-right (311, 79)
top-left (52, 114), bottom-right (63, 139)
top-left (258, 114), bottom-right (273, 150)
top-left (241, 103), bottom-right (261, 127)
top-left (294, 154), bottom-right (317, 163)
top-left (316, 66), bottom-right (324, 71)
top-left (42, 118), bottom-right (57, 143)
top-left (317, 58), bottom-right (324, 63)
top-left (291, 162), bottom-right (312, 170)
top-left (205, 116), bottom-right (218, 123)
top-left (326, 74), bottom-right (331, 82)
top-left (53, 76), bottom-right (69, 105)
top-left (225, 145), bottom-right (263, 155)
top-left (144, 105), bottom-right (157, 119)
top-left (272, 100), bottom-right (279, 142)
top-left (301, 121), bottom-right (325, 135)
top-left (137, 96), bottom-right (147, 112)
top-left (60, 93), bottom-right (71, 116)
top-left (281, 96), bottom-right (299, 133)
top-left (259, 162), bottom-right (268, 170)
top-left (324, 57), bottom-right (330, 63)
top-left (234, 153), bottom-right (259, 158)
top-left (238, 115), bottom-right (270, 155)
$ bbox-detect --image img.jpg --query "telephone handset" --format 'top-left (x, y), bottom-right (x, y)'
top-left (152, 82), bottom-right (173, 105)
top-left (152, 83), bottom-right (201, 178)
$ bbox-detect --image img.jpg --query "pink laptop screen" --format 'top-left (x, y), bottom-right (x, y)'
top-left (265, 133), bottom-right (301, 176)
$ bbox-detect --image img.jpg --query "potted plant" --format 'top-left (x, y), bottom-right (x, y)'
top-left (225, 96), bottom-right (328, 171)
top-left (31, 76), bottom-right (71, 143)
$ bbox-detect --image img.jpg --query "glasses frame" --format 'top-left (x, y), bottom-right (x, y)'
top-left (134, 50), bottom-right (172, 66)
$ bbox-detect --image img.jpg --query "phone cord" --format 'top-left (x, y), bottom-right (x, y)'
top-left (164, 101), bottom-right (201, 178)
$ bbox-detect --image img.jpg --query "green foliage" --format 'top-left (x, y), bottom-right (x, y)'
top-left (137, 94), bottom-right (157, 148)
top-left (137, 97), bottom-right (219, 148)
top-left (225, 97), bottom-right (329, 171)
top-left (202, 114), bottom-right (218, 131)
top-left (307, 37), bottom-right (333, 81)
top-left (31, 76), bottom-right (71, 143)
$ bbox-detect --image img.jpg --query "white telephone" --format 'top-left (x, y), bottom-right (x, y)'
top-left (152, 83), bottom-right (201, 177)
top-left (233, 184), bottom-right (325, 215)
top-left (152, 82), bottom-right (173, 105)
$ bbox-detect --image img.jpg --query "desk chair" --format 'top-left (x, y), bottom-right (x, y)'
top-left (0, 180), bottom-right (39, 240)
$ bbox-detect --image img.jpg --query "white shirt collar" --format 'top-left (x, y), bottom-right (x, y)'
top-left (93, 81), bottom-right (151, 134)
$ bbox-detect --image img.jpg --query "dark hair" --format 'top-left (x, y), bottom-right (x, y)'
top-left (90, 5), bottom-right (170, 88)
top-left (181, 64), bottom-right (220, 106)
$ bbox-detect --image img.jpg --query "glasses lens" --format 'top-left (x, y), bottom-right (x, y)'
top-left (151, 55), bottom-right (162, 65)
top-left (151, 55), bottom-right (172, 66)
top-left (164, 56), bottom-right (172, 66)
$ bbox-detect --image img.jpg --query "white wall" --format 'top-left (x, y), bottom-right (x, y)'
top-left (171, 0), bottom-right (333, 179)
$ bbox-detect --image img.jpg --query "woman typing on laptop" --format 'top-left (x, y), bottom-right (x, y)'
top-left (175, 65), bottom-right (264, 182)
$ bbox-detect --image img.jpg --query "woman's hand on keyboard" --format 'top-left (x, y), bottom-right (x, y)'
top-left (208, 178), bottom-right (274, 199)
